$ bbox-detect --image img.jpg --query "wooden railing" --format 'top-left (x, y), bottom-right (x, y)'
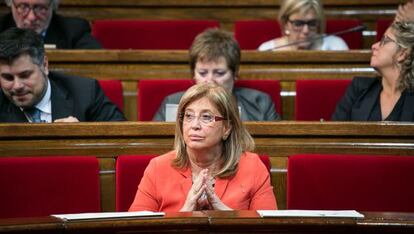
top-left (1, 211), bottom-right (414, 233)
top-left (1, 121), bottom-right (413, 211)
top-left (46, 49), bottom-right (376, 120)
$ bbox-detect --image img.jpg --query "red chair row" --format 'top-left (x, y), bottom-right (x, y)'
top-left (100, 79), bottom-right (351, 121)
top-left (92, 19), bottom-right (373, 50)
top-left (0, 154), bottom-right (270, 218)
top-left (235, 19), bottom-right (363, 50)
top-left (138, 79), bottom-right (351, 121)
top-left (3, 153), bottom-right (412, 218)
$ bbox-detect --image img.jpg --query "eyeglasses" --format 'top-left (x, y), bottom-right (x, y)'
top-left (288, 19), bottom-right (319, 31)
top-left (379, 34), bottom-right (401, 47)
top-left (180, 112), bottom-right (226, 125)
top-left (13, 0), bottom-right (51, 16)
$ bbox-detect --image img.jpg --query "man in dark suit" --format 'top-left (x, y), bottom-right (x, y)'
top-left (0, 0), bottom-right (101, 49)
top-left (0, 27), bottom-right (125, 122)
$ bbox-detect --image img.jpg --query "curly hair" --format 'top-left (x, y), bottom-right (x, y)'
top-left (392, 21), bottom-right (414, 92)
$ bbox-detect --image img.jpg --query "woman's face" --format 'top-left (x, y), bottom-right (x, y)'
top-left (370, 27), bottom-right (406, 72)
top-left (182, 97), bottom-right (231, 153)
top-left (193, 56), bottom-right (235, 92)
top-left (284, 9), bottom-right (320, 49)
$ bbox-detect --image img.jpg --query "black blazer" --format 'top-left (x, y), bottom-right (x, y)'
top-left (332, 77), bottom-right (414, 121)
top-left (0, 72), bottom-right (126, 122)
top-left (0, 12), bottom-right (101, 49)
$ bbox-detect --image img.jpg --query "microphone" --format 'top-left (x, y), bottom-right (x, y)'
top-left (264, 25), bottom-right (367, 51)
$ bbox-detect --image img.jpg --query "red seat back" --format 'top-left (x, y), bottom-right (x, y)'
top-left (326, 19), bottom-right (363, 49)
top-left (0, 156), bottom-right (101, 218)
top-left (116, 155), bottom-right (157, 212)
top-left (287, 154), bottom-right (414, 212)
top-left (234, 19), bottom-right (363, 50)
top-left (234, 20), bottom-right (282, 50)
top-left (295, 79), bottom-right (351, 121)
top-left (138, 79), bottom-right (194, 121)
top-left (92, 20), bottom-right (220, 49)
top-left (98, 80), bottom-right (124, 111)
top-left (259, 155), bottom-right (271, 172)
top-left (376, 19), bottom-right (393, 42)
top-left (138, 79), bottom-right (281, 121)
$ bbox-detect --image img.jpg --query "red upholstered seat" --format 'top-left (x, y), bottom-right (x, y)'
top-left (259, 155), bottom-right (271, 172)
top-left (0, 156), bottom-right (100, 218)
top-left (92, 20), bottom-right (220, 49)
top-left (234, 20), bottom-right (282, 50)
top-left (98, 79), bottom-right (124, 111)
top-left (287, 154), bottom-right (414, 212)
top-left (116, 155), bottom-right (157, 211)
top-left (376, 19), bottom-right (393, 42)
top-left (138, 79), bottom-right (194, 121)
top-left (115, 154), bottom-right (270, 212)
top-left (295, 79), bottom-right (351, 121)
top-left (234, 19), bottom-right (363, 50)
top-left (138, 79), bottom-right (282, 121)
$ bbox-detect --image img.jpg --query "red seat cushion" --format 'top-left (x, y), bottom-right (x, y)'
top-left (0, 156), bottom-right (100, 218)
top-left (295, 79), bottom-right (351, 121)
top-left (138, 79), bottom-right (281, 121)
top-left (92, 20), bottom-right (220, 49)
top-left (116, 155), bottom-right (157, 212)
top-left (235, 19), bottom-right (363, 50)
top-left (98, 80), bottom-right (124, 111)
top-left (287, 154), bottom-right (414, 212)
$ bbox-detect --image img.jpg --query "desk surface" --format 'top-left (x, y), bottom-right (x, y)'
top-left (1, 211), bottom-right (413, 234)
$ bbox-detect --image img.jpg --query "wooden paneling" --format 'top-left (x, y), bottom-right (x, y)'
top-left (46, 49), bottom-right (376, 120)
top-left (0, 122), bottom-right (413, 211)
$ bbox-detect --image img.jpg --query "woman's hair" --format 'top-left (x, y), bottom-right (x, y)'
top-left (278, 0), bottom-right (326, 34)
top-left (392, 21), bottom-right (414, 92)
top-left (173, 83), bottom-right (255, 178)
top-left (189, 28), bottom-right (240, 78)
top-left (5, 0), bottom-right (60, 11)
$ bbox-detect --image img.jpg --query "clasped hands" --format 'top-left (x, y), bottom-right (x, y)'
top-left (180, 169), bottom-right (231, 211)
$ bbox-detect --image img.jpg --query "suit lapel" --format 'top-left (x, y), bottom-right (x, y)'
top-left (50, 77), bottom-right (73, 121)
top-left (351, 81), bottom-right (382, 121)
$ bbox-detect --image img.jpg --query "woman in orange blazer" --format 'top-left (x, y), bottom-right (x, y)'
top-left (129, 83), bottom-right (277, 212)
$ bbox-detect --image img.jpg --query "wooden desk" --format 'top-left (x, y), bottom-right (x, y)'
top-left (0, 122), bottom-right (413, 211)
top-left (0, 0), bottom-right (401, 47)
top-left (46, 50), bottom-right (376, 120)
top-left (1, 211), bottom-right (413, 234)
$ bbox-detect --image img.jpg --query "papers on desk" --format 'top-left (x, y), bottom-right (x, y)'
top-left (257, 210), bottom-right (364, 218)
top-left (52, 211), bottom-right (165, 221)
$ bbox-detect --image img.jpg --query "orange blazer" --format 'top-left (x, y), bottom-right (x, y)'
top-left (129, 151), bottom-right (277, 212)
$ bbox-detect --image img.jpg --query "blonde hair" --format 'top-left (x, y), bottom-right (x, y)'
top-left (392, 21), bottom-right (414, 92)
top-left (278, 0), bottom-right (326, 34)
top-left (173, 83), bottom-right (255, 178)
